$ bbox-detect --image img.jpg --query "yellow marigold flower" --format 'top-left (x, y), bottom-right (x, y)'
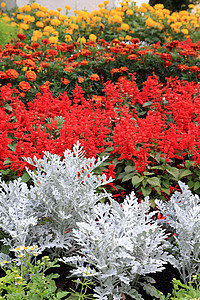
top-left (17, 14), bottom-right (24, 20)
top-left (36, 11), bottom-right (45, 17)
top-left (154, 4), bottom-right (164, 10)
top-left (65, 5), bottom-right (71, 10)
top-left (189, 4), bottom-right (195, 9)
top-left (121, 22), bottom-right (129, 31)
top-left (181, 28), bottom-right (189, 35)
top-left (39, 5), bottom-right (48, 12)
top-left (125, 35), bottom-right (132, 40)
top-left (126, 9), bottom-right (133, 15)
top-left (44, 25), bottom-right (54, 33)
top-left (98, 3), bottom-right (104, 8)
top-left (57, 7), bottom-right (62, 11)
top-left (50, 19), bottom-right (61, 26)
top-left (33, 30), bottom-right (43, 37)
top-left (65, 34), bottom-right (72, 42)
top-left (20, 24), bottom-right (29, 30)
top-left (138, 6), bottom-right (147, 13)
top-left (112, 15), bottom-right (122, 23)
top-left (1, 2), bottom-right (6, 8)
top-left (21, 5), bottom-right (31, 12)
top-left (103, 0), bottom-right (109, 4)
top-left (89, 34), bottom-right (97, 41)
top-left (145, 17), bottom-right (155, 27)
top-left (59, 14), bottom-right (67, 21)
top-left (70, 23), bottom-right (78, 30)
top-left (77, 36), bottom-right (86, 44)
top-left (66, 28), bottom-right (73, 34)
top-left (24, 15), bottom-right (35, 23)
top-left (36, 21), bottom-right (44, 28)
top-left (31, 3), bottom-right (39, 9)
top-left (49, 36), bottom-right (58, 44)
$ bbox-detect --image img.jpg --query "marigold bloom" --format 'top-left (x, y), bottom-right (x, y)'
top-left (1, 2), bottom-right (6, 8)
top-left (89, 34), bottom-right (97, 42)
top-left (6, 69), bottom-right (19, 79)
top-left (78, 77), bottom-right (85, 83)
top-left (190, 66), bottom-right (200, 72)
top-left (18, 81), bottom-right (31, 92)
top-left (50, 19), bottom-right (61, 26)
top-left (177, 64), bottom-right (189, 72)
top-left (20, 24), bottom-right (29, 30)
top-left (90, 74), bottom-right (100, 81)
top-left (121, 23), bottom-right (129, 31)
top-left (79, 60), bottom-right (89, 66)
top-left (39, 5), bottom-right (48, 12)
top-left (30, 3), bottom-right (39, 9)
top-left (65, 35), bottom-right (72, 42)
top-left (25, 70), bottom-right (37, 81)
top-left (17, 34), bottom-right (26, 40)
top-left (65, 5), bottom-right (71, 10)
top-left (62, 78), bottom-right (70, 85)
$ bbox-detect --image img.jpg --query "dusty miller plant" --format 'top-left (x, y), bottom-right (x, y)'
top-left (155, 181), bottom-right (200, 285)
top-left (62, 191), bottom-right (173, 300)
top-left (0, 141), bottom-right (113, 258)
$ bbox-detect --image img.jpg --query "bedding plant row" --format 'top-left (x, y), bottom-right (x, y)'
top-left (1, 0), bottom-right (200, 299)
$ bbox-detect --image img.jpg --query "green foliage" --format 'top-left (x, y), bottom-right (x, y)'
top-left (171, 274), bottom-right (200, 299)
top-left (0, 16), bottom-right (18, 49)
top-left (0, 253), bottom-right (69, 299)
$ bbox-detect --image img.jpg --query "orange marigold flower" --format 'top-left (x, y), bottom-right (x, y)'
top-left (25, 70), bottom-right (37, 81)
top-left (111, 68), bottom-right (119, 75)
top-left (18, 81), bottom-right (31, 92)
top-left (6, 69), bottom-right (19, 79)
top-left (71, 62), bottom-right (79, 67)
top-left (62, 78), bottom-right (70, 85)
top-left (190, 66), bottom-right (200, 72)
top-left (78, 77), bottom-right (85, 83)
top-left (177, 64), bottom-right (189, 71)
top-left (90, 74), bottom-right (100, 81)
top-left (79, 60), bottom-right (89, 66)
top-left (163, 61), bottom-right (172, 67)
top-left (64, 65), bottom-right (74, 73)
top-left (23, 59), bottom-right (35, 67)
top-left (127, 54), bottom-right (137, 60)
top-left (92, 95), bottom-right (102, 103)
top-left (0, 71), bottom-right (6, 79)
top-left (119, 66), bottom-right (128, 73)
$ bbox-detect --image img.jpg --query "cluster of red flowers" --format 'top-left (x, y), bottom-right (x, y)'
top-left (0, 37), bottom-right (200, 101)
top-left (1, 74), bottom-right (200, 177)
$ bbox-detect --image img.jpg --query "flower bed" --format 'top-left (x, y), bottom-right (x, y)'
top-left (0, 0), bottom-right (200, 299)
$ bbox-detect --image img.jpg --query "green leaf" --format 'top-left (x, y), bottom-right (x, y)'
top-left (166, 167), bottom-right (179, 180)
top-left (142, 101), bottom-right (152, 107)
top-left (141, 186), bottom-right (151, 197)
top-left (194, 181), bottom-right (200, 191)
top-left (132, 176), bottom-right (143, 186)
top-left (21, 172), bottom-right (31, 183)
top-left (124, 165), bottom-right (136, 173)
top-left (147, 177), bottom-right (160, 187)
top-left (8, 143), bottom-right (16, 152)
top-left (143, 171), bottom-right (154, 176)
top-left (179, 169), bottom-right (192, 179)
top-left (161, 187), bottom-right (170, 195)
top-left (122, 172), bottom-right (137, 182)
